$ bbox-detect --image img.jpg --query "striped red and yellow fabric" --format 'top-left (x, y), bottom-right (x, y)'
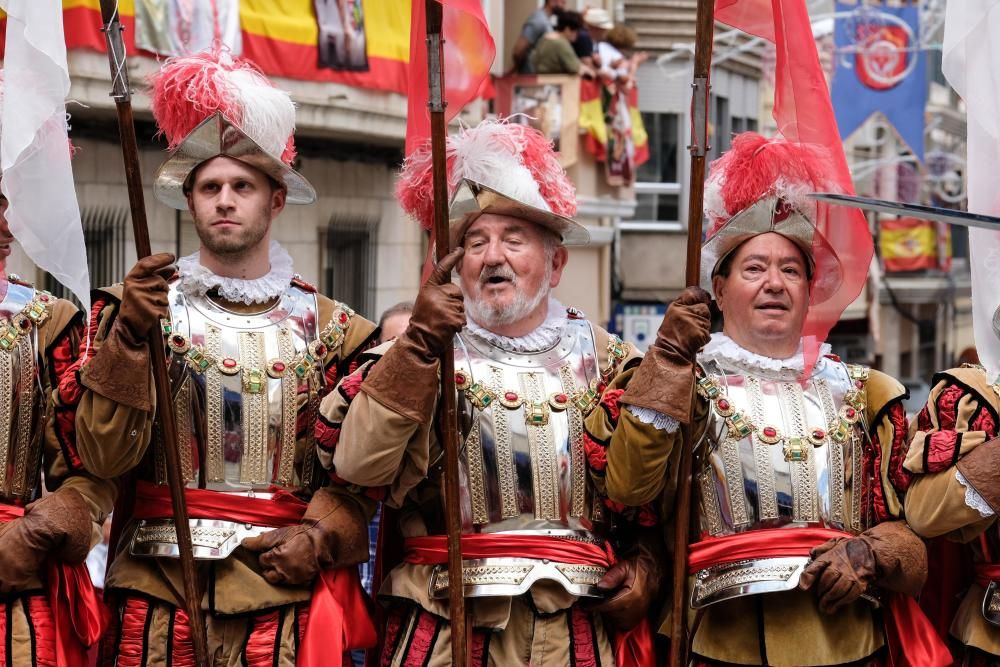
top-left (880, 217), bottom-right (943, 272)
top-left (579, 78), bottom-right (607, 160)
top-left (578, 79), bottom-right (649, 168)
top-left (1, 0), bottom-right (410, 95)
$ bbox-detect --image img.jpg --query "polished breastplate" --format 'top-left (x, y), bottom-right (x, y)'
top-left (155, 280), bottom-right (330, 492)
top-left (691, 354), bottom-right (872, 607)
top-left (436, 320), bottom-right (614, 599)
top-left (0, 283), bottom-right (53, 504)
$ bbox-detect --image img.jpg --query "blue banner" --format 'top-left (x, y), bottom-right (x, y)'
top-left (832, 1), bottom-right (927, 161)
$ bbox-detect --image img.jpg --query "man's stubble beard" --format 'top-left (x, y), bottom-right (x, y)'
top-left (196, 205), bottom-right (271, 260)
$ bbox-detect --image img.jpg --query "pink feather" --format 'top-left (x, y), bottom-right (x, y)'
top-left (706, 132), bottom-right (836, 235)
top-left (397, 119), bottom-right (576, 230)
top-left (149, 48), bottom-right (297, 164)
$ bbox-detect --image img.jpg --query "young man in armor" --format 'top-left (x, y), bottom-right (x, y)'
top-left (71, 51), bottom-right (378, 664)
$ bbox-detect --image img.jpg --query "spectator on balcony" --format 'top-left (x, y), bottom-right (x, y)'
top-left (510, 0), bottom-right (566, 74)
top-left (603, 25), bottom-right (649, 89)
top-left (531, 11), bottom-right (596, 77)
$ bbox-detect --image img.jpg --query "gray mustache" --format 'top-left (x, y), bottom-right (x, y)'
top-left (479, 265), bottom-right (516, 284)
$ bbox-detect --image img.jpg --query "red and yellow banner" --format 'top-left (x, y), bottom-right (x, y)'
top-left (1, 0), bottom-right (410, 95)
top-left (579, 78), bottom-right (649, 168)
top-left (880, 217), bottom-right (951, 272)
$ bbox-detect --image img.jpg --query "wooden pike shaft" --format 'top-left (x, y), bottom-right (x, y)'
top-left (97, 2), bottom-right (210, 665)
top-left (670, 0), bottom-right (716, 665)
top-left (424, 1), bottom-right (468, 665)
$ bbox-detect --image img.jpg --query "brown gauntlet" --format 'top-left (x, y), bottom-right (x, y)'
top-left (0, 488), bottom-right (93, 593)
top-left (241, 488), bottom-right (370, 586)
top-left (620, 286), bottom-right (712, 423)
top-left (799, 520), bottom-right (927, 614)
top-left (593, 529), bottom-right (664, 631)
top-left (80, 253), bottom-right (175, 411)
top-left (361, 248), bottom-right (465, 424)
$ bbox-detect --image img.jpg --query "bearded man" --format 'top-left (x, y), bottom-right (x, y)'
top-left (317, 120), bottom-right (659, 666)
top-left (70, 51), bottom-right (378, 664)
top-left (587, 133), bottom-right (940, 666)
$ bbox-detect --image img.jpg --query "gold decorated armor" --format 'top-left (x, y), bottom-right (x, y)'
top-left (132, 278), bottom-right (356, 559)
top-left (692, 355), bottom-right (873, 607)
top-left (444, 321), bottom-right (628, 599)
top-left (0, 282), bottom-right (58, 503)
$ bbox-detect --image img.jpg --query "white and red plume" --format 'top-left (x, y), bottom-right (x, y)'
top-left (703, 132), bottom-right (840, 237)
top-left (397, 119), bottom-right (577, 231)
top-left (149, 48), bottom-right (297, 164)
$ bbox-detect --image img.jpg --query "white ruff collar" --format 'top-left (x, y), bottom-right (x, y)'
top-left (465, 298), bottom-right (568, 353)
top-left (701, 332), bottom-right (831, 375)
top-left (177, 241), bottom-right (295, 305)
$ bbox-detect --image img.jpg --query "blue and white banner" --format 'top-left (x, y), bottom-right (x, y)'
top-left (832, 0), bottom-right (927, 161)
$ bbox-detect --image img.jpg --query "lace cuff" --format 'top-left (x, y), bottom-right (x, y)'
top-left (957, 469), bottom-right (995, 518)
top-left (626, 405), bottom-right (679, 433)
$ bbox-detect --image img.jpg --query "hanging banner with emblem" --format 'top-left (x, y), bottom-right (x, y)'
top-left (831, 0), bottom-right (927, 160)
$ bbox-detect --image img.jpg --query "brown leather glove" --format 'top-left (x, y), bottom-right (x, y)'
top-left (118, 253), bottom-right (176, 346)
top-left (799, 520), bottom-right (927, 614)
top-left (0, 489), bottom-right (93, 593)
top-left (361, 248), bottom-right (465, 423)
top-left (398, 248), bottom-right (466, 362)
top-left (593, 534), bottom-right (663, 631)
top-left (241, 488), bottom-right (369, 586)
top-left (621, 286), bottom-right (712, 423)
top-left (80, 253), bottom-right (176, 411)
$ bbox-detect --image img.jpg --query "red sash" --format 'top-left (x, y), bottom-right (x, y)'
top-left (974, 563), bottom-right (1000, 588)
top-left (0, 503), bottom-right (106, 667)
top-left (134, 482), bottom-right (376, 665)
top-left (405, 534), bottom-right (655, 667)
top-left (689, 528), bottom-right (953, 667)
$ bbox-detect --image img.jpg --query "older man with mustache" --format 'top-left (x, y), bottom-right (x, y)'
top-left (587, 133), bottom-right (936, 666)
top-left (317, 120), bottom-right (661, 666)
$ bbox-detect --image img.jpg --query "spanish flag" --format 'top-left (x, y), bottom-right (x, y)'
top-left (578, 78), bottom-right (649, 169)
top-left (2, 0), bottom-right (411, 95)
top-left (879, 217), bottom-right (942, 272)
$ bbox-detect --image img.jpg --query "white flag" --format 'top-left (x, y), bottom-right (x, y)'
top-left (943, 0), bottom-right (1000, 381)
top-left (0, 0), bottom-right (90, 315)
top-left (135, 0), bottom-right (242, 57)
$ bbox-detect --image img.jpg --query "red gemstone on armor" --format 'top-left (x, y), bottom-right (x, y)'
top-left (812, 429), bottom-right (826, 440)
top-left (855, 380), bottom-right (864, 389)
top-left (315, 344), bottom-right (327, 357)
top-left (18, 320), bottom-right (29, 329)
top-left (455, 374), bottom-right (466, 385)
top-left (171, 335), bottom-right (185, 346)
top-left (555, 393), bottom-right (568, 403)
top-left (272, 362), bottom-right (286, 373)
top-left (504, 392), bottom-right (519, 402)
top-left (39, 295), bottom-right (49, 302)
top-left (597, 383), bottom-right (606, 393)
top-left (339, 312), bottom-right (349, 323)
top-left (763, 427), bottom-right (777, 438)
top-left (717, 399), bottom-right (730, 410)
top-left (222, 358), bottom-right (237, 369)
top-left (846, 408), bottom-right (856, 418)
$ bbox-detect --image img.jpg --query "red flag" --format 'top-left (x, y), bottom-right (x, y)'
top-left (406, 0), bottom-right (496, 156)
top-left (715, 0), bottom-right (873, 366)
